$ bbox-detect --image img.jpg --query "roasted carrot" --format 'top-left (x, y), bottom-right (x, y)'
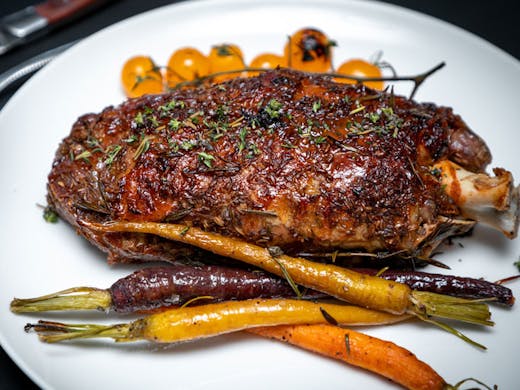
top-left (10, 265), bottom-right (325, 314)
top-left (248, 324), bottom-right (446, 390)
top-left (356, 268), bottom-right (515, 306)
top-left (25, 299), bottom-right (409, 343)
top-left (10, 265), bottom-right (513, 314)
top-left (82, 221), bottom-right (493, 329)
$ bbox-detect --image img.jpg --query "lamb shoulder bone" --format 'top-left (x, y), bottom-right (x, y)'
top-left (47, 69), bottom-right (519, 264)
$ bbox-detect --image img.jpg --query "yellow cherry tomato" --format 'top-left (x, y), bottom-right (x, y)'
top-left (284, 28), bottom-right (334, 72)
top-left (208, 43), bottom-right (245, 81)
top-left (335, 59), bottom-right (384, 90)
top-left (248, 53), bottom-right (286, 76)
top-left (121, 55), bottom-right (164, 98)
top-left (166, 47), bottom-right (210, 88)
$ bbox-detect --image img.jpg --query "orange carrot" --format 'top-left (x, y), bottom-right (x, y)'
top-left (248, 324), bottom-right (446, 390)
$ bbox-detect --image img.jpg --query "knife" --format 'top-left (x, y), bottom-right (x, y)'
top-left (0, 0), bottom-right (109, 55)
top-left (0, 39), bottom-right (78, 95)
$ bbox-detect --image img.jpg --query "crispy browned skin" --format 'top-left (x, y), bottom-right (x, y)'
top-left (48, 69), bottom-right (491, 263)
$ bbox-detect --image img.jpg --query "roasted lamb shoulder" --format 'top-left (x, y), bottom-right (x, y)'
top-left (47, 69), bottom-right (519, 264)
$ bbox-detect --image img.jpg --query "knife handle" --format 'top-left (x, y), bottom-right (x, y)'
top-left (35, 0), bottom-right (106, 25)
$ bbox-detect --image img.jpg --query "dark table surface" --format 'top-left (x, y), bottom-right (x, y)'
top-left (0, 1), bottom-right (518, 388)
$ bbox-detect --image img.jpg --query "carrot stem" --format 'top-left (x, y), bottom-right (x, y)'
top-left (10, 287), bottom-right (111, 313)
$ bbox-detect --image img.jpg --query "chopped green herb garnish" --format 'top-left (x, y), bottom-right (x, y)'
top-left (180, 226), bottom-right (190, 236)
top-left (168, 119), bottom-right (181, 131)
top-left (312, 100), bottom-right (321, 113)
top-left (168, 140), bottom-right (179, 152)
top-left (86, 136), bottom-right (101, 150)
top-left (168, 118), bottom-right (181, 131)
top-left (246, 143), bottom-right (260, 158)
top-left (43, 206), bottom-right (59, 223)
top-left (265, 99), bottom-right (283, 119)
top-left (238, 127), bottom-right (248, 152)
top-left (282, 142), bottom-right (296, 149)
top-left (215, 104), bottom-right (230, 120)
top-left (368, 112), bottom-right (380, 123)
top-left (160, 99), bottom-right (183, 113)
top-left (123, 134), bottom-right (138, 143)
top-left (104, 145), bottom-right (122, 166)
top-left (74, 150), bottom-right (92, 163)
top-left (149, 115), bottom-right (159, 127)
top-left (134, 112), bottom-right (145, 126)
top-left (250, 118), bottom-right (259, 130)
top-left (198, 152), bottom-right (215, 168)
top-left (313, 136), bottom-right (327, 145)
top-left (382, 107), bottom-right (394, 117)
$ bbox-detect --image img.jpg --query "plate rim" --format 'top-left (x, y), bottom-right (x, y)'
top-left (1, 0), bottom-right (519, 389)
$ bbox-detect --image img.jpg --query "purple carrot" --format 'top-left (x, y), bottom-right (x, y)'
top-left (110, 265), bottom-right (323, 313)
top-left (10, 264), bottom-right (514, 314)
top-left (10, 264), bottom-right (324, 314)
top-left (354, 268), bottom-right (515, 306)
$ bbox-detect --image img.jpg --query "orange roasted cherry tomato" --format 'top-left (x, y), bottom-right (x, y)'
top-left (121, 55), bottom-right (164, 98)
top-left (248, 53), bottom-right (286, 76)
top-left (335, 59), bottom-right (384, 90)
top-left (208, 43), bottom-right (245, 81)
top-left (284, 28), bottom-right (334, 72)
top-left (166, 47), bottom-right (210, 88)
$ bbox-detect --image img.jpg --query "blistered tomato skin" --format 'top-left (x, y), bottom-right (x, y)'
top-left (208, 44), bottom-right (246, 81)
top-left (121, 56), bottom-right (164, 98)
top-left (336, 59), bottom-right (384, 90)
top-left (166, 47), bottom-right (210, 88)
top-left (284, 28), bottom-right (333, 72)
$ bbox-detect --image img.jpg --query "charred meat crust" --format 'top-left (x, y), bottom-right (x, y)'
top-left (47, 69), bottom-right (490, 263)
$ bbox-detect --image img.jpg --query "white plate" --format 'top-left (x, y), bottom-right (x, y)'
top-left (1, 0), bottom-right (519, 389)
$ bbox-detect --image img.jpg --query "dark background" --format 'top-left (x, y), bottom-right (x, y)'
top-left (0, 1), bottom-right (518, 388)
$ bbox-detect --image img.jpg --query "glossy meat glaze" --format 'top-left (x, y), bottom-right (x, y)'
top-left (48, 69), bottom-right (492, 263)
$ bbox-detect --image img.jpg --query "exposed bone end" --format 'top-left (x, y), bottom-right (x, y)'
top-left (417, 217), bottom-right (476, 257)
top-left (434, 160), bottom-right (519, 238)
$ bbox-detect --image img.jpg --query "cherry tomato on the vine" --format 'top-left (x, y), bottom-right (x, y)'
top-left (248, 53), bottom-right (286, 76)
top-left (284, 28), bottom-right (334, 72)
top-left (121, 55), bottom-right (164, 98)
top-left (166, 47), bottom-right (210, 88)
top-left (335, 59), bottom-right (384, 90)
top-left (208, 43), bottom-right (245, 81)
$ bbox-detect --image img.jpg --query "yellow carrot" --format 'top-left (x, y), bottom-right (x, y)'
top-left (82, 221), bottom-right (492, 330)
top-left (26, 298), bottom-right (408, 343)
top-left (248, 324), bottom-right (447, 390)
